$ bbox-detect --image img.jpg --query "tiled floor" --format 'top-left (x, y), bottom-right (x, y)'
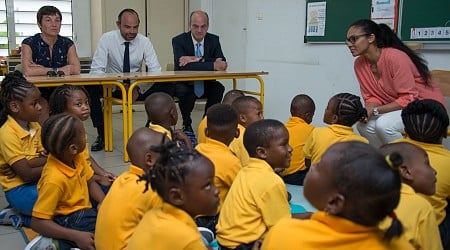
top-left (0, 102), bottom-right (315, 249)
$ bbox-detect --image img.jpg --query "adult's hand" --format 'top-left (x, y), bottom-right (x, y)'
top-left (179, 56), bottom-right (201, 67)
top-left (214, 58), bottom-right (227, 71)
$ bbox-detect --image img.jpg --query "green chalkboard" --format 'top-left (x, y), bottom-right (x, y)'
top-left (400, 0), bottom-right (450, 42)
top-left (304, 0), bottom-right (371, 43)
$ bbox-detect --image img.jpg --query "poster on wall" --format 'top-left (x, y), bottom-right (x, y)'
top-left (370, 0), bottom-right (398, 32)
top-left (306, 1), bottom-right (326, 36)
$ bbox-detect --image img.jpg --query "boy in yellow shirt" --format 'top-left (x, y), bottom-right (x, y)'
top-left (95, 127), bottom-right (167, 250)
top-left (30, 114), bottom-right (105, 250)
top-left (197, 89), bottom-right (244, 144)
top-left (281, 94), bottom-right (315, 185)
top-left (216, 119), bottom-right (292, 249)
top-left (144, 92), bottom-right (192, 148)
top-left (304, 93), bottom-right (368, 166)
top-left (398, 99), bottom-right (450, 248)
top-left (196, 104), bottom-right (241, 234)
top-left (229, 96), bottom-right (264, 166)
top-left (380, 142), bottom-right (442, 250)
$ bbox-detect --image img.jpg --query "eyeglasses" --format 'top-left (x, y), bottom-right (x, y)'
top-left (46, 70), bottom-right (65, 77)
top-left (345, 33), bottom-right (369, 44)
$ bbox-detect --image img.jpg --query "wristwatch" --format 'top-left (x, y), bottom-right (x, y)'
top-left (372, 107), bottom-right (379, 116)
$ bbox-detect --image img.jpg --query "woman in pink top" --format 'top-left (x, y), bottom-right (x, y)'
top-left (346, 19), bottom-right (445, 148)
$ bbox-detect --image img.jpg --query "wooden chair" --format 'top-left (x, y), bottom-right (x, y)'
top-left (431, 70), bottom-right (450, 136)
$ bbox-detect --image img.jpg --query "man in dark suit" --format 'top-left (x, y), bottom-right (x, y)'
top-left (172, 10), bottom-right (227, 133)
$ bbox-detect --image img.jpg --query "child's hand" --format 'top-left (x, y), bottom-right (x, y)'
top-left (0, 164), bottom-right (16, 179)
top-left (73, 231), bottom-right (95, 250)
top-left (173, 129), bottom-right (193, 149)
top-left (38, 150), bottom-right (49, 158)
top-left (103, 171), bottom-right (117, 182)
top-left (251, 239), bottom-right (262, 250)
top-left (96, 175), bottom-right (113, 187)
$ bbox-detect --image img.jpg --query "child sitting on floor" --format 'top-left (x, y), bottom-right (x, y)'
top-left (0, 71), bottom-right (46, 228)
top-left (304, 92), bottom-right (368, 167)
top-left (397, 99), bottom-right (450, 248)
top-left (197, 89), bottom-right (244, 144)
top-left (216, 119), bottom-right (292, 250)
top-left (281, 94), bottom-right (315, 185)
top-left (262, 141), bottom-right (413, 249)
top-left (144, 92), bottom-right (192, 148)
top-left (95, 127), bottom-right (167, 250)
top-left (49, 84), bottom-right (116, 189)
top-left (229, 96), bottom-right (264, 166)
top-left (195, 103), bottom-right (241, 234)
top-left (126, 142), bottom-right (219, 249)
top-left (380, 142), bottom-right (442, 250)
top-left (30, 113), bottom-right (105, 249)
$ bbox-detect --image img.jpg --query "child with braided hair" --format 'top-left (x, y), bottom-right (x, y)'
top-left (126, 142), bottom-right (219, 249)
top-left (0, 71), bottom-right (45, 228)
top-left (30, 113), bottom-right (105, 250)
top-left (304, 92), bottom-right (368, 167)
top-left (262, 141), bottom-right (413, 249)
top-left (397, 99), bottom-right (450, 248)
top-left (49, 84), bottom-right (116, 189)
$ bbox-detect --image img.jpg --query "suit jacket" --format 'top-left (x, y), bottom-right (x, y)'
top-left (172, 31), bottom-right (226, 71)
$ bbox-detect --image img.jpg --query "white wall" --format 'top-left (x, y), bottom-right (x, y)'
top-left (72, 0), bottom-right (91, 57)
top-left (239, 0), bottom-right (450, 127)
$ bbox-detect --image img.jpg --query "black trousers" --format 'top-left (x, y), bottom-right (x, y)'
top-left (85, 83), bottom-right (175, 135)
top-left (174, 80), bottom-right (224, 126)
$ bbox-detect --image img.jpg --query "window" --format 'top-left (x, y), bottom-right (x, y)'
top-left (0, 0), bottom-right (72, 57)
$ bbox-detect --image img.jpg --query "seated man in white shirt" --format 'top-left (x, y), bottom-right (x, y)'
top-left (87, 8), bottom-right (173, 151)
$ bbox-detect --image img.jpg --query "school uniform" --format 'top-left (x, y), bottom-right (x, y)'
top-left (125, 202), bottom-right (206, 250)
top-left (95, 165), bottom-right (163, 250)
top-left (149, 123), bottom-right (172, 140)
top-left (380, 183), bottom-right (442, 250)
top-left (262, 212), bottom-right (414, 250)
top-left (197, 116), bottom-right (207, 144)
top-left (304, 124), bottom-right (368, 164)
top-left (216, 158), bottom-right (290, 248)
top-left (229, 124), bottom-right (249, 166)
top-left (395, 138), bottom-right (450, 225)
top-left (0, 115), bottom-right (43, 191)
top-left (196, 138), bottom-right (241, 210)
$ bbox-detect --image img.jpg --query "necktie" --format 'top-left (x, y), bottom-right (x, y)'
top-left (194, 43), bottom-right (204, 97)
top-left (123, 42), bottom-right (130, 84)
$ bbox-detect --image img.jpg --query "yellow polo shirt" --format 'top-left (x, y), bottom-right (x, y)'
top-left (32, 153), bottom-right (94, 219)
top-left (282, 116), bottom-right (314, 176)
top-left (395, 137), bottom-right (450, 224)
top-left (379, 184), bottom-right (442, 250)
top-left (216, 158), bottom-right (291, 248)
top-left (196, 138), bottom-right (241, 211)
top-left (0, 115), bottom-right (43, 191)
top-left (197, 116), bottom-right (207, 144)
top-left (262, 212), bottom-right (414, 250)
top-left (229, 124), bottom-right (249, 166)
top-left (304, 124), bottom-right (368, 164)
top-left (95, 165), bottom-right (163, 250)
top-left (149, 123), bottom-right (172, 140)
top-left (125, 202), bottom-right (206, 250)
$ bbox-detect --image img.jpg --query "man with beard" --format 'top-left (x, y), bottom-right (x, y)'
top-left (88, 8), bottom-right (170, 151)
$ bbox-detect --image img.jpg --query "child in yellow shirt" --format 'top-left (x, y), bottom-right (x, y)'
top-left (281, 94), bottom-right (315, 185)
top-left (95, 127), bottom-right (167, 250)
top-left (196, 103), bottom-right (241, 234)
top-left (197, 89), bottom-right (244, 144)
top-left (126, 142), bottom-right (219, 249)
top-left (216, 119), bottom-right (292, 249)
top-left (0, 72), bottom-right (46, 228)
top-left (30, 113), bottom-right (105, 250)
top-left (380, 142), bottom-right (442, 250)
top-left (49, 84), bottom-right (116, 190)
top-left (304, 92), bottom-right (368, 166)
top-left (398, 99), bottom-right (450, 248)
top-left (229, 96), bottom-right (264, 166)
top-left (144, 92), bottom-right (192, 148)
top-left (262, 141), bottom-right (413, 250)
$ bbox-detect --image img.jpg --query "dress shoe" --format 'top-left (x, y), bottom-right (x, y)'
top-left (91, 136), bottom-right (104, 151)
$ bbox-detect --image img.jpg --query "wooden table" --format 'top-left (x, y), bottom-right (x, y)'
top-left (26, 71), bottom-right (268, 161)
